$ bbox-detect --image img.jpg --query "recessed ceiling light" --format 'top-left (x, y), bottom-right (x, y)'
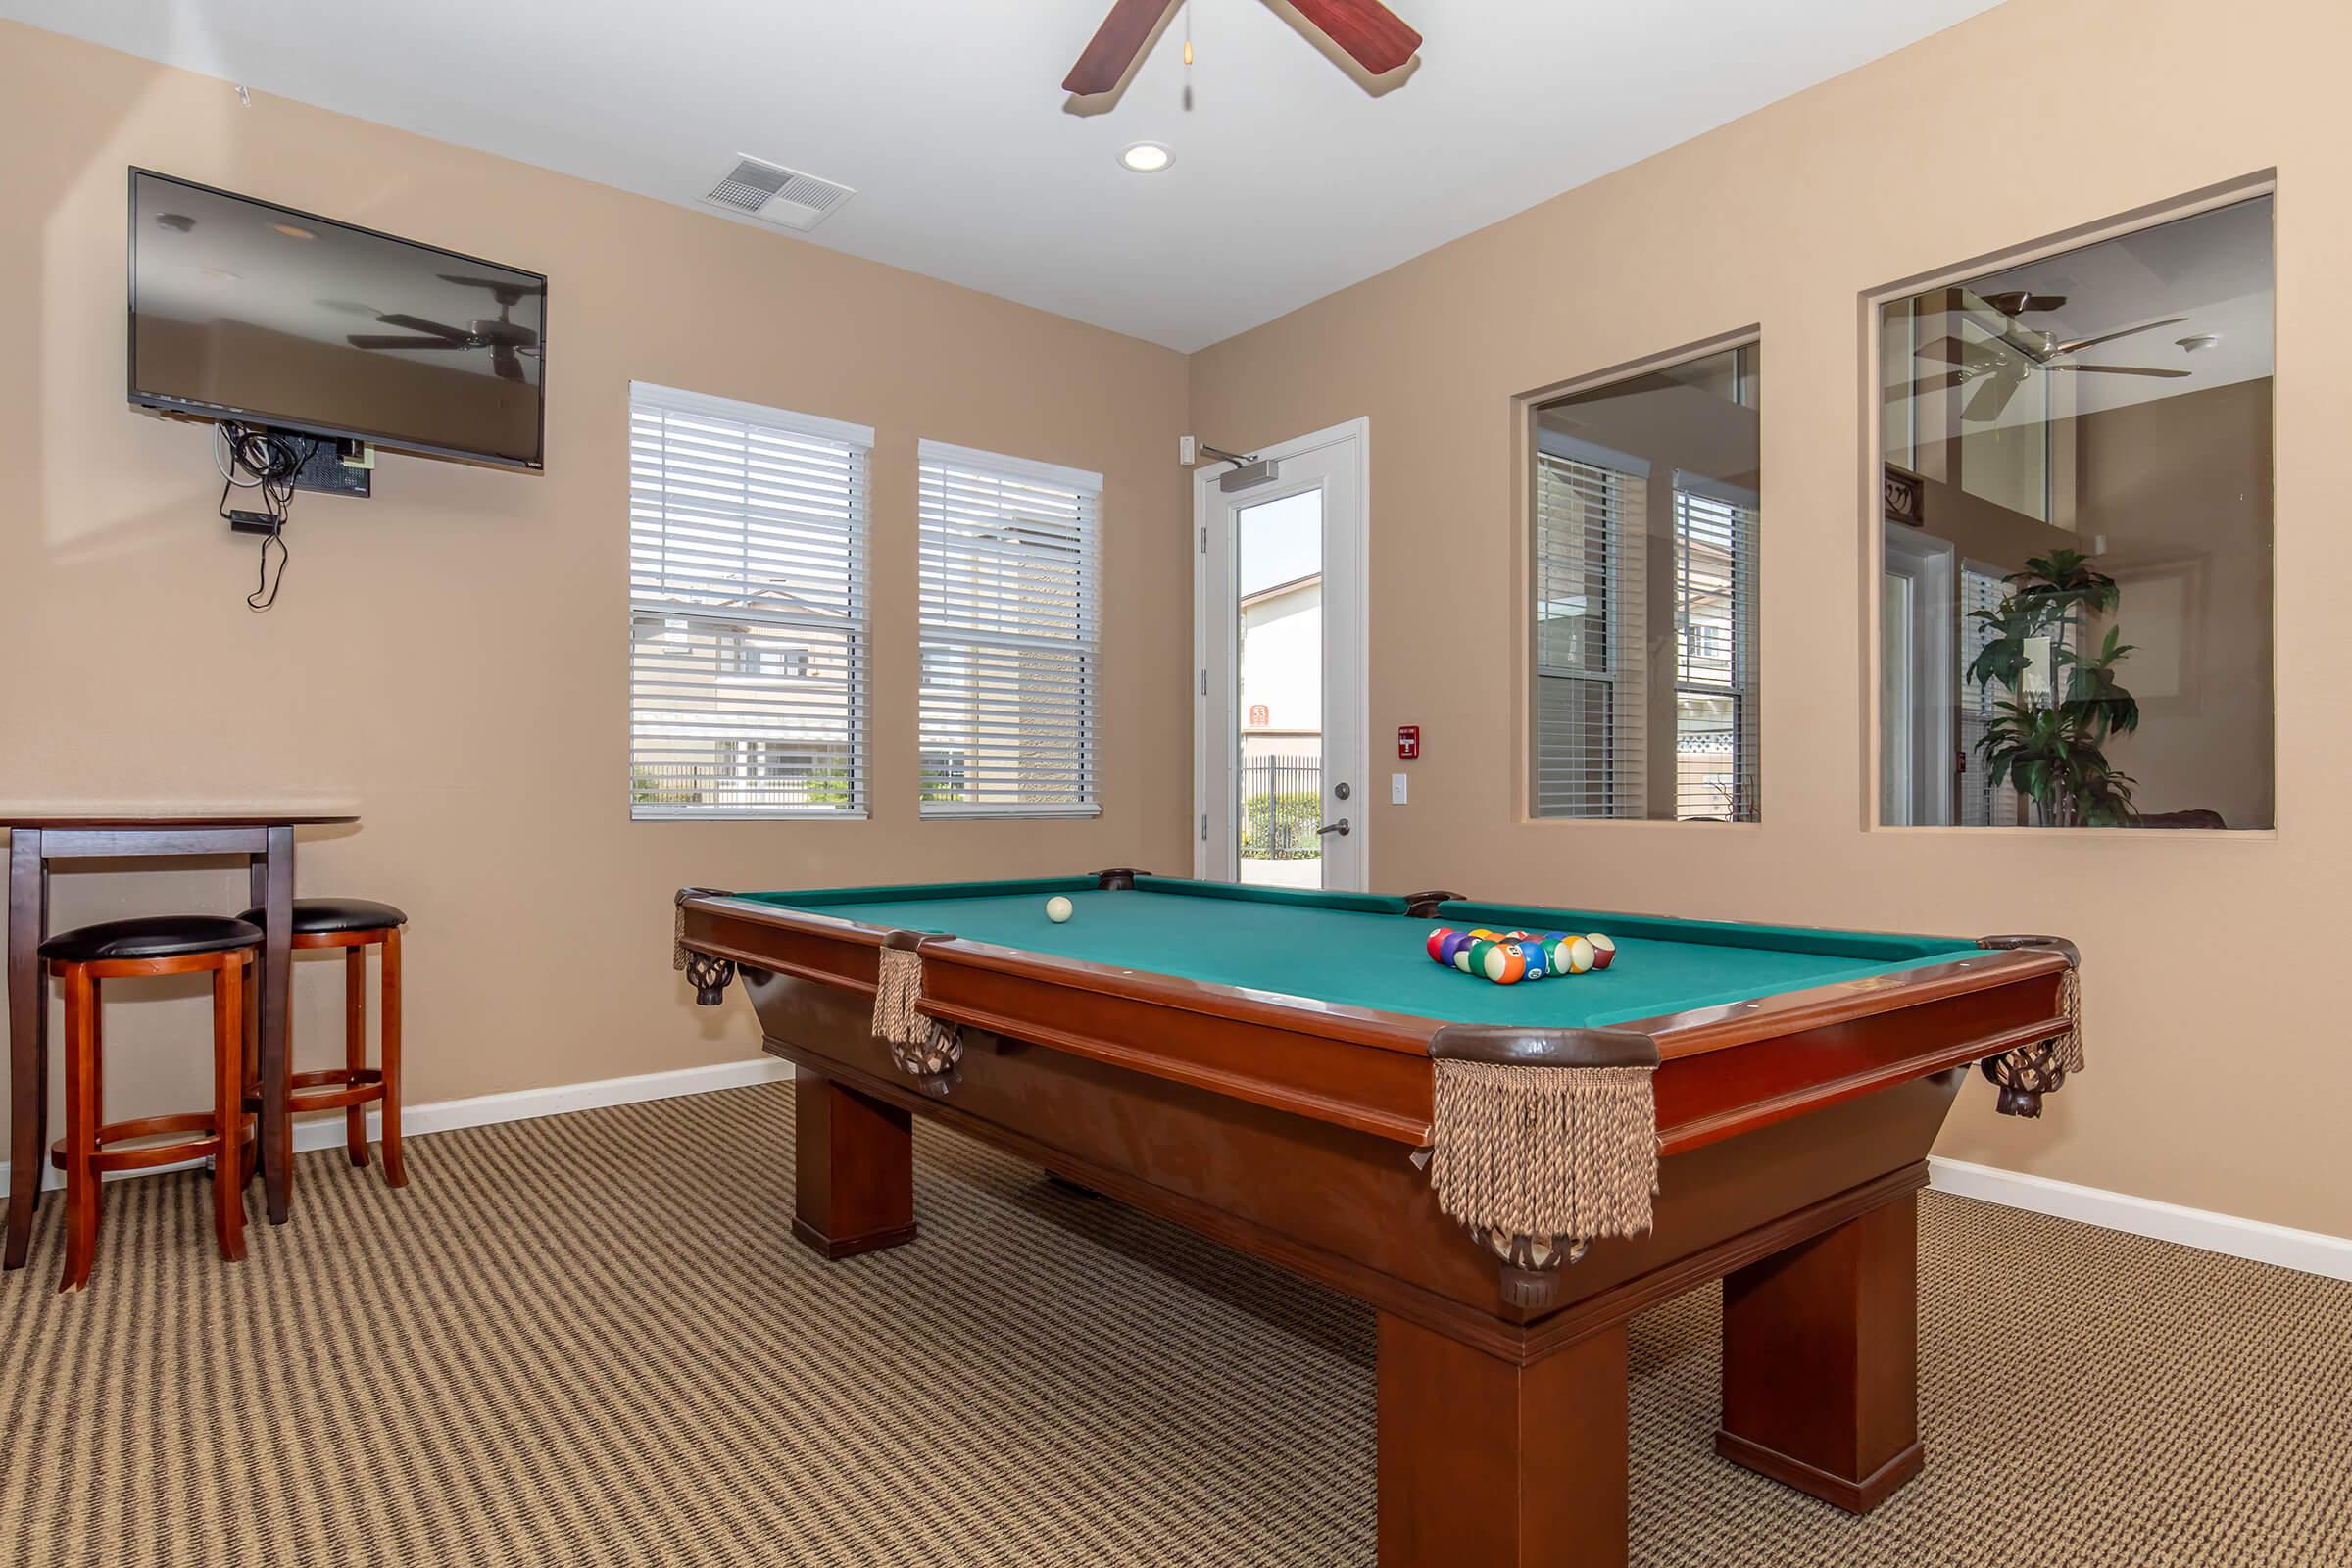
top-left (1119, 142), bottom-right (1173, 173)
top-left (270, 221), bottom-right (315, 240)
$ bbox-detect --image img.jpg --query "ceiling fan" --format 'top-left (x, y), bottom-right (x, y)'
top-left (1898, 295), bottom-right (2191, 422)
top-left (347, 273), bottom-right (544, 384)
top-left (1063, 0), bottom-right (1421, 94)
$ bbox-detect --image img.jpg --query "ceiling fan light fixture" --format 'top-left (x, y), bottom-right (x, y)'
top-left (2178, 332), bottom-right (2222, 353)
top-left (1119, 142), bottom-right (1174, 173)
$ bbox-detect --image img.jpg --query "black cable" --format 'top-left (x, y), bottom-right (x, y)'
top-left (215, 423), bottom-right (316, 611)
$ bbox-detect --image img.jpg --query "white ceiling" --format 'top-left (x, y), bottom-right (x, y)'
top-left (8, 0), bottom-right (2005, 351)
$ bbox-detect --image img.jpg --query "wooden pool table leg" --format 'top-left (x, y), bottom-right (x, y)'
top-left (1715, 1192), bottom-right (1924, 1513)
top-left (791, 1071), bottom-right (918, 1259)
top-left (1377, 1310), bottom-right (1630, 1567)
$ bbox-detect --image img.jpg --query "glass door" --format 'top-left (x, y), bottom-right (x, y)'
top-left (1196, 423), bottom-right (1367, 891)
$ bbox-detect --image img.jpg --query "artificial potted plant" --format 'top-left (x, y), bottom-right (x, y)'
top-left (1966, 548), bottom-right (2141, 827)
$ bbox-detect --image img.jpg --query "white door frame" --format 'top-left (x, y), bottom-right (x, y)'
top-left (1192, 417), bottom-right (1371, 889)
top-left (1883, 523), bottom-right (1956, 826)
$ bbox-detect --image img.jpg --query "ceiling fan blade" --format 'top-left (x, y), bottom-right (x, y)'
top-left (438, 272), bottom-right (546, 297)
top-left (1980, 289), bottom-right (2067, 318)
top-left (2045, 364), bottom-right (2193, 379)
top-left (372, 313), bottom-right (470, 341)
top-left (1288, 0), bottom-right (1423, 75)
top-left (1063, 0), bottom-right (1176, 94)
top-left (2053, 317), bottom-right (2188, 356)
top-left (1885, 370), bottom-right (1967, 403)
top-left (348, 334), bottom-right (466, 350)
top-left (1963, 375), bottom-right (2019, 422)
top-left (1918, 334), bottom-right (2008, 370)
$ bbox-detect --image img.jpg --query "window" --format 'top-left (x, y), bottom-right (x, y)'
top-left (718, 635), bottom-right (808, 682)
top-left (1530, 343), bottom-right (1761, 821)
top-left (1672, 482), bottom-right (1759, 821)
top-left (916, 440), bottom-right (1102, 817)
top-left (1532, 448), bottom-right (1644, 817)
top-left (628, 383), bottom-right (871, 817)
top-left (1876, 194), bottom-right (2275, 829)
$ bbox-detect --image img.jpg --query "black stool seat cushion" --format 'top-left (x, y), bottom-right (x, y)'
top-left (234, 897), bottom-right (408, 934)
top-left (39, 915), bottom-right (265, 963)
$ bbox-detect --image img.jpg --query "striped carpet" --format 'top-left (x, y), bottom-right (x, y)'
top-left (1, 1079), bottom-right (2346, 1567)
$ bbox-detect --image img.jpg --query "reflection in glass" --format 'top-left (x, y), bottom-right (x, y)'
top-left (1531, 345), bottom-right (1760, 821)
top-left (1877, 196), bottom-right (2275, 828)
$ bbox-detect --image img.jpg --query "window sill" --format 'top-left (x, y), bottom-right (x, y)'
top-left (631, 808), bottom-right (871, 822)
top-left (919, 805), bottom-right (1102, 822)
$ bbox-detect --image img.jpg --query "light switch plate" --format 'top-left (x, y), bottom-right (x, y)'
top-left (1391, 773), bottom-right (1408, 805)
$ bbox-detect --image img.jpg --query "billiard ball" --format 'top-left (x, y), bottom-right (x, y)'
top-left (1046, 896), bottom-right (1074, 923)
top-left (1481, 942), bottom-right (1527, 984)
top-left (1426, 926), bottom-right (1457, 963)
top-left (1586, 933), bottom-right (1616, 969)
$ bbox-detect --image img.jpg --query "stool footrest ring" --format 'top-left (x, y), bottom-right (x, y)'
top-left (279, 1067), bottom-right (387, 1115)
top-left (53, 1112), bottom-right (257, 1175)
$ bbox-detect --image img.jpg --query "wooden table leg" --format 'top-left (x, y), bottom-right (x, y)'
top-left (254, 827), bottom-right (295, 1225)
top-left (5, 830), bottom-right (48, 1271)
top-left (791, 1071), bottom-right (917, 1259)
top-left (1716, 1191), bottom-right (1924, 1513)
top-left (1377, 1310), bottom-right (1631, 1567)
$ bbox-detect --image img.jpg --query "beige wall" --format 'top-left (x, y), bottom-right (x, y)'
top-left (1191, 0), bottom-right (2351, 1237)
top-left (0, 25), bottom-right (1194, 1142)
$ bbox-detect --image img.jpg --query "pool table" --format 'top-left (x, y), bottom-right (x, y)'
top-left (674, 872), bottom-right (2080, 1568)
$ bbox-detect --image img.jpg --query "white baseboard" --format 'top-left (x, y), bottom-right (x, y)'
top-left (1, 1055), bottom-right (794, 1195)
top-left (1929, 1156), bottom-right (2352, 1283)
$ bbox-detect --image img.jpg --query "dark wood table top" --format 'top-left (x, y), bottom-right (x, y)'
top-left (1, 809), bottom-right (358, 830)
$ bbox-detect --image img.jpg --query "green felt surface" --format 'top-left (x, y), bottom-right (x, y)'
top-left (740, 878), bottom-right (1977, 1029)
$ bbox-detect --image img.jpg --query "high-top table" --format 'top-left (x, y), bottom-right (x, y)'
top-left (4, 808), bottom-right (358, 1265)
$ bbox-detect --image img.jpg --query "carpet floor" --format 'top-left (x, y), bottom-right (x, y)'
top-left (1, 1079), bottom-right (2346, 1567)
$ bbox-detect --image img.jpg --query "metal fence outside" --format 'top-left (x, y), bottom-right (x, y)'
top-left (1239, 753), bottom-right (1323, 860)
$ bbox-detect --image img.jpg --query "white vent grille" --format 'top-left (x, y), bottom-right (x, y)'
top-left (702, 156), bottom-right (855, 232)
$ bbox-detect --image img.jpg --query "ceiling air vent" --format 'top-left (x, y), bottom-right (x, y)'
top-left (702, 155), bottom-right (855, 232)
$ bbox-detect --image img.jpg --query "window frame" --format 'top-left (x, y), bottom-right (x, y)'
top-left (914, 438), bottom-right (1104, 820)
top-left (1860, 175), bottom-right (2278, 836)
top-left (627, 381), bottom-right (875, 821)
top-left (1519, 332), bottom-right (1761, 827)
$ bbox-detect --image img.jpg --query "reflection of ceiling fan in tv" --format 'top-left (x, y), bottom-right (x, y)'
top-left (347, 273), bottom-right (545, 383)
top-left (1896, 292), bottom-right (2190, 422)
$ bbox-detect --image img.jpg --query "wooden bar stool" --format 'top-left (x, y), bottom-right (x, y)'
top-left (40, 915), bottom-right (262, 1294)
top-left (237, 898), bottom-right (407, 1190)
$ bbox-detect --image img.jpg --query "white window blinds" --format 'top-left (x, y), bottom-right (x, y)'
top-left (628, 383), bottom-right (872, 818)
top-left (1671, 482), bottom-right (1760, 822)
top-left (917, 440), bottom-right (1102, 817)
top-left (1533, 451), bottom-right (1645, 817)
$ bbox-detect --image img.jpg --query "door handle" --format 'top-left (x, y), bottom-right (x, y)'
top-left (1315, 818), bottom-right (1351, 837)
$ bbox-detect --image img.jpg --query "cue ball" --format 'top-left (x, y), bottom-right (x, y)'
top-left (1046, 896), bottom-right (1074, 923)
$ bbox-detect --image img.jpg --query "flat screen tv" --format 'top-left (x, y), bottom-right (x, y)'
top-left (127, 169), bottom-right (546, 469)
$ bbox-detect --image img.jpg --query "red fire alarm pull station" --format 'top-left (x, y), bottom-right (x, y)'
top-left (1397, 725), bottom-right (1420, 760)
